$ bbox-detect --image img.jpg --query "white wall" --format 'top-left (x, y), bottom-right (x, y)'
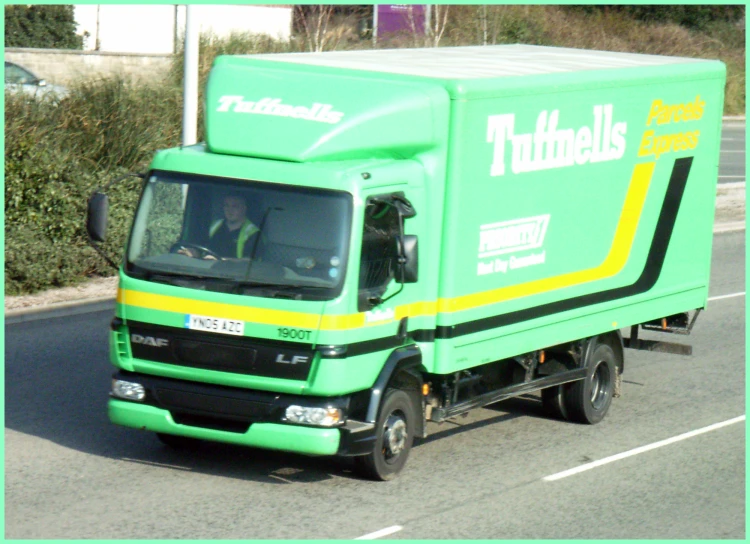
top-left (74, 4), bottom-right (292, 54)
top-left (5, 48), bottom-right (172, 86)
top-left (74, 5), bottom-right (177, 53)
top-left (176, 5), bottom-right (293, 42)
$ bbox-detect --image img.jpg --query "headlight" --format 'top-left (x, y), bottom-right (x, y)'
top-left (112, 379), bottom-right (146, 401)
top-left (285, 405), bottom-right (343, 427)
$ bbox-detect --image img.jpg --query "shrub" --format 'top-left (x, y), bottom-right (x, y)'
top-left (578, 6), bottom-right (745, 31)
top-left (4, 80), bottom-right (177, 294)
top-left (5, 5), bottom-right (83, 49)
top-left (58, 77), bottom-right (183, 171)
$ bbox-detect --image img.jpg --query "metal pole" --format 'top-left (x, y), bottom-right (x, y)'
top-left (173, 5), bottom-right (179, 54)
top-left (372, 4), bottom-right (378, 47)
top-left (182, 4), bottom-right (199, 147)
top-left (95, 4), bottom-right (101, 51)
top-left (425, 4), bottom-right (431, 38)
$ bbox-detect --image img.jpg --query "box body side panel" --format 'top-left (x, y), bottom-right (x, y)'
top-left (434, 65), bottom-right (725, 374)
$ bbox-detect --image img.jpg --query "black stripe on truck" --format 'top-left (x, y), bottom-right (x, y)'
top-left (435, 157), bottom-right (693, 339)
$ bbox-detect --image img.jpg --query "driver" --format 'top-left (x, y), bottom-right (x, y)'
top-left (181, 193), bottom-right (259, 260)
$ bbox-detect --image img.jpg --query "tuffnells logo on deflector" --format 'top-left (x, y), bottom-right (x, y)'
top-left (216, 96), bottom-right (344, 124)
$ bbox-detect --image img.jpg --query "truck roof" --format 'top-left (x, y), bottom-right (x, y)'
top-left (205, 45), bottom-right (723, 162)
top-left (251, 44), bottom-right (708, 80)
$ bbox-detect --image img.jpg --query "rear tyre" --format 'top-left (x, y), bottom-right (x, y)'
top-left (354, 389), bottom-right (416, 481)
top-left (564, 341), bottom-right (618, 424)
top-left (156, 432), bottom-right (201, 449)
top-left (541, 385), bottom-right (569, 420)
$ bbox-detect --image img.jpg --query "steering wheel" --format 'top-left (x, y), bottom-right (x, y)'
top-left (172, 242), bottom-right (222, 261)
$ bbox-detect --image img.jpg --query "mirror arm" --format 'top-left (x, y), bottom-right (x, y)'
top-left (87, 171), bottom-right (145, 271)
top-left (89, 239), bottom-right (119, 270)
top-left (371, 221), bottom-right (408, 308)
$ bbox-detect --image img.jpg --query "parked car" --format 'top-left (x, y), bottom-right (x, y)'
top-left (5, 61), bottom-right (68, 100)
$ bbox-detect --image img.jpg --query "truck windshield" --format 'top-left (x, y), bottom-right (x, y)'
top-left (125, 170), bottom-right (352, 301)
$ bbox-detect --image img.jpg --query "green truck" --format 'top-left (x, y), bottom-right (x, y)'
top-left (87, 45), bottom-right (725, 480)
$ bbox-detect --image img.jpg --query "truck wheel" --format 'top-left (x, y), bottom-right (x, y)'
top-left (542, 385), bottom-right (568, 420)
top-left (564, 341), bottom-right (618, 424)
top-left (354, 389), bottom-right (415, 481)
top-left (156, 432), bottom-right (201, 449)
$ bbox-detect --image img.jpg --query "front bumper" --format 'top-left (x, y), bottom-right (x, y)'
top-left (109, 370), bottom-right (376, 456)
top-left (110, 399), bottom-right (341, 455)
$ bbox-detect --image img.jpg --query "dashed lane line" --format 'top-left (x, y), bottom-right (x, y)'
top-left (543, 415), bottom-right (745, 482)
top-left (355, 526), bottom-right (403, 540)
top-left (708, 292), bottom-right (745, 302)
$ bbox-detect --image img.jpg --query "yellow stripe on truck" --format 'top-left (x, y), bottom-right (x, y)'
top-left (118, 288), bottom-right (369, 330)
top-left (437, 162), bottom-right (655, 314)
top-left (118, 288), bottom-right (324, 329)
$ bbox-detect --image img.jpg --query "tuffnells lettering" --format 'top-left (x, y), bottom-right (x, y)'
top-left (487, 105), bottom-right (627, 176)
top-left (216, 96), bottom-right (344, 124)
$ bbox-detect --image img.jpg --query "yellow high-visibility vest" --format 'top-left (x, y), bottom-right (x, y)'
top-left (209, 219), bottom-right (259, 258)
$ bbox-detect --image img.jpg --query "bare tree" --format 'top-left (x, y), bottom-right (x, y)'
top-left (294, 5), bottom-right (358, 52)
top-left (406, 4), bottom-right (450, 48)
top-left (427, 5), bottom-right (450, 47)
top-left (480, 5), bottom-right (488, 45)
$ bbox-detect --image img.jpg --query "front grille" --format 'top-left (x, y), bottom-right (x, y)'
top-left (173, 339), bottom-right (257, 374)
top-left (128, 324), bottom-right (314, 380)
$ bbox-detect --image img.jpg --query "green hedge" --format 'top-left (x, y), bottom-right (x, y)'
top-left (572, 6), bottom-right (744, 31)
top-left (4, 79), bottom-right (180, 294)
top-left (5, 5), bottom-right (83, 49)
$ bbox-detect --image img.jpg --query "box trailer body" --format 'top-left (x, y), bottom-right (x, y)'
top-left (93, 45), bottom-right (725, 480)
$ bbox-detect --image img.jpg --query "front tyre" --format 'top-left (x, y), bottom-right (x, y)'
top-left (354, 389), bottom-right (416, 481)
top-left (564, 341), bottom-right (618, 424)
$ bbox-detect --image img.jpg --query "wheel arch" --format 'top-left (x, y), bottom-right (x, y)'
top-left (364, 344), bottom-right (425, 437)
top-left (600, 330), bottom-right (624, 374)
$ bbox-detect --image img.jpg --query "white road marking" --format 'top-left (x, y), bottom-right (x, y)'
top-left (543, 415), bottom-right (745, 482)
top-left (355, 526), bottom-right (403, 540)
top-left (708, 291), bottom-right (745, 302)
top-left (719, 175), bottom-right (746, 179)
top-left (717, 181), bottom-right (745, 188)
top-left (713, 221), bottom-right (745, 234)
top-left (721, 150), bottom-right (745, 153)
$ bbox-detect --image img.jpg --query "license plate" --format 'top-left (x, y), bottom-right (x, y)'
top-left (185, 314), bottom-right (245, 336)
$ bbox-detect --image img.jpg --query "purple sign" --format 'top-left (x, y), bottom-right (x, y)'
top-left (377, 5), bottom-right (425, 35)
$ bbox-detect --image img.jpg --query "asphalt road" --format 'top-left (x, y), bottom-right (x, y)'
top-left (720, 120), bottom-right (745, 182)
top-left (5, 230), bottom-right (744, 539)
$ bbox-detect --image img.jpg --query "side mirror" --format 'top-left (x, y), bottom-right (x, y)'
top-left (37, 79), bottom-right (47, 87)
top-left (401, 235), bottom-right (418, 283)
top-left (87, 192), bottom-right (109, 242)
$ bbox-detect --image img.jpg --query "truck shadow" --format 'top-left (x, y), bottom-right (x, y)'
top-left (4, 311), bottom-right (353, 485)
top-left (418, 395), bottom-right (549, 445)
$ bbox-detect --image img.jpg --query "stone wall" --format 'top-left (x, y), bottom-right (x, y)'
top-left (5, 48), bottom-right (173, 86)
